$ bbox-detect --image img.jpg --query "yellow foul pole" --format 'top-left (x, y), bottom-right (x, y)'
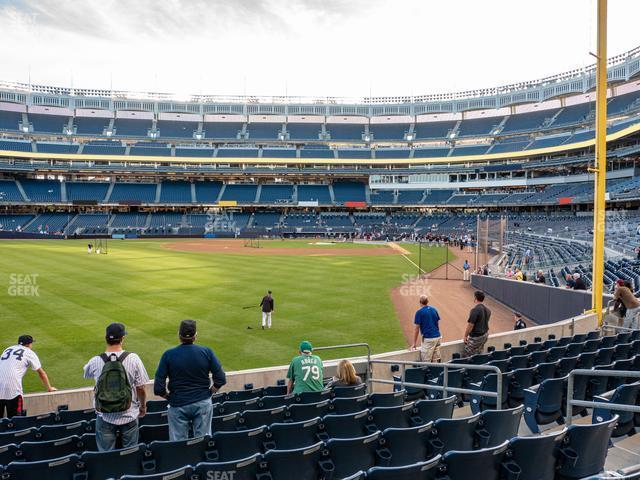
top-left (591, 0), bottom-right (607, 326)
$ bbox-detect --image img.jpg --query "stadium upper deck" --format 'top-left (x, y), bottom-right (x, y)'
top-left (0, 47), bottom-right (639, 170)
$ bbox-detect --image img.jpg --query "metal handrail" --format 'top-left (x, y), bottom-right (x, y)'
top-left (566, 369), bottom-right (640, 425)
top-left (369, 359), bottom-right (504, 409)
top-left (313, 343), bottom-right (372, 391)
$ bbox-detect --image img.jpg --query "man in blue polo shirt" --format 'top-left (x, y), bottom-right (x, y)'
top-left (411, 295), bottom-right (442, 362)
top-left (154, 320), bottom-right (227, 441)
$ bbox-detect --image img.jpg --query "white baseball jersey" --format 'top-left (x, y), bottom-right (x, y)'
top-left (0, 345), bottom-right (42, 399)
top-left (83, 351), bottom-right (149, 425)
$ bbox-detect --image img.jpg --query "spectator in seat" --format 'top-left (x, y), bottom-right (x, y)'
top-left (565, 273), bottom-right (575, 289)
top-left (287, 341), bottom-right (324, 394)
top-left (83, 323), bottom-right (149, 451)
top-left (514, 268), bottom-right (524, 281)
top-left (534, 270), bottom-right (546, 284)
top-left (154, 320), bottom-right (226, 441)
top-left (328, 359), bottom-right (362, 387)
top-left (411, 295), bottom-right (442, 363)
top-left (614, 280), bottom-right (640, 330)
top-left (463, 291), bottom-right (491, 357)
top-left (572, 273), bottom-right (587, 291)
top-left (0, 335), bottom-right (56, 419)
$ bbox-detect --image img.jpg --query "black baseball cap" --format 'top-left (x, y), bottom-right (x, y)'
top-left (106, 323), bottom-right (127, 340)
top-left (18, 335), bottom-right (34, 346)
top-left (179, 320), bottom-right (197, 339)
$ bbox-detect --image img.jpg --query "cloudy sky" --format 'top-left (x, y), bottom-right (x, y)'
top-left (1, 0), bottom-right (639, 98)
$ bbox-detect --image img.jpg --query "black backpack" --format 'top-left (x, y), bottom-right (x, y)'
top-left (95, 352), bottom-right (133, 414)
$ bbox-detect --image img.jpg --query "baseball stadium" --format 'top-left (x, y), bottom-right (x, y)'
top-left (0, 1), bottom-right (640, 479)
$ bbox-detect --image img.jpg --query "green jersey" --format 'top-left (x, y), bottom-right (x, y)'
top-left (286, 354), bottom-right (324, 394)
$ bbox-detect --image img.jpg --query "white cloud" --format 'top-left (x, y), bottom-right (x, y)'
top-left (1, 0), bottom-right (639, 98)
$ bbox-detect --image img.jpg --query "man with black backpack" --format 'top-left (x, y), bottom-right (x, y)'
top-left (83, 323), bottom-right (149, 451)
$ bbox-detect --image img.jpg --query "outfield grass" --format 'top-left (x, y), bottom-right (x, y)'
top-left (0, 239), bottom-right (450, 392)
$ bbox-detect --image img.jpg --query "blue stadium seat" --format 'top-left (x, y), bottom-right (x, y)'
top-left (18, 435), bottom-right (80, 462)
top-left (263, 385), bottom-right (288, 397)
top-left (239, 407), bottom-right (287, 430)
top-left (120, 466), bottom-right (193, 480)
top-left (148, 436), bottom-right (214, 474)
top-left (475, 406), bottom-right (524, 448)
top-left (523, 375), bottom-right (567, 433)
top-left (324, 432), bottom-right (389, 479)
top-left (296, 390), bottom-right (331, 404)
top-left (535, 361), bottom-right (558, 383)
top-left (469, 372), bottom-right (512, 413)
top-left (210, 426), bottom-right (267, 462)
top-left (138, 424), bottom-right (169, 444)
top-left (139, 411), bottom-right (169, 427)
top-left (332, 395), bottom-right (369, 415)
top-left (0, 443), bottom-right (19, 465)
top-left (220, 398), bottom-right (260, 415)
top-left (366, 456), bottom-right (441, 480)
top-left (368, 404), bottom-right (414, 431)
top-left (4, 413), bottom-right (56, 431)
top-left (211, 413), bottom-right (240, 433)
top-left (0, 428), bottom-right (38, 447)
top-left (507, 354), bottom-right (530, 370)
top-left (321, 410), bottom-right (369, 439)
top-left (193, 453), bottom-right (263, 480)
top-left (259, 394), bottom-right (295, 410)
top-left (427, 369), bottom-right (465, 406)
top-left (556, 417), bottom-right (617, 479)
top-left (57, 409), bottom-right (95, 424)
top-left (508, 366), bottom-right (536, 407)
top-left (268, 418), bottom-right (321, 450)
top-left (369, 391), bottom-right (406, 408)
top-left (411, 396), bottom-right (456, 425)
top-left (263, 442), bottom-right (327, 480)
top-left (508, 429), bottom-right (567, 480)
top-left (77, 433), bottom-right (98, 452)
top-left (332, 384), bottom-right (367, 398)
top-left (592, 382), bottom-right (640, 437)
top-left (441, 442), bottom-right (516, 480)
top-left (145, 400), bottom-right (168, 413)
top-left (382, 423), bottom-right (435, 467)
top-left (288, 400), bottom-right (331, 423)
top-left (226, 388), bottom-right (264, 402)
top-left (38, 421), bottom-right (90, 441)
top-left (556, 356), bottom-right (580, 378)
top-left (594, 347), bottom-right (616, 366)
top-left (431, 414), bottom-right (481, 453)
top-left (3, 453), bottom-right (80, 480)
top-left (79, 444), bottom-right (151, 479)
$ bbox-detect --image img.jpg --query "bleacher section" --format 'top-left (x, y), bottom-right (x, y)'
top-left (109, 183), bottom-right (157, 203)
top-left (159, 182), bottom-right (192, 203)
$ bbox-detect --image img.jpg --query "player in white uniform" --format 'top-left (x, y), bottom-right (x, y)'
top-left (0, 335), bottom-right (56, 418)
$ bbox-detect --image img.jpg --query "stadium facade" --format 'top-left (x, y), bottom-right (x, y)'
top-left (0, 47), bottom-right (640, 237)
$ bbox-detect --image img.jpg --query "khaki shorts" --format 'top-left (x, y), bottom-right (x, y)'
top-left (420, 336), bottom-right (442, 362)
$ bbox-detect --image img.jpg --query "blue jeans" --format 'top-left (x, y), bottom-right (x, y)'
top-left (168, 398), bottom-right (213, 441)
top-left (95, 416), bottom-right (139, 451)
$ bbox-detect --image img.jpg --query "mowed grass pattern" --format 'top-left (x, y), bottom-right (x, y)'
top-left (0, 239), bottom-right (449, 392)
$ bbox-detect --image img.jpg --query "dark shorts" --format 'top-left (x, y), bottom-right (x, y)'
top-left (0, 396), bottom-right (23, 419)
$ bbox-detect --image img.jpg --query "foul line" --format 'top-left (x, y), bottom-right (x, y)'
top-left (400, 253), bottom-right (427, 275)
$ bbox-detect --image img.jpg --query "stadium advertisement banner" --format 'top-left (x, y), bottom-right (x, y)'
top-left (558, 197), bottom-right (573, 205)
top-left (217, 200), bottom-right (238, 207)
top-left (298, 201), bottom-right (319, 207)
top-left (345, 201), bottom-right (367, 208)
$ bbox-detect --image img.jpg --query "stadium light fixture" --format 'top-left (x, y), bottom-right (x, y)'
top-left (363, 133), bottom-right (372, 142)
top-left (22, 126), bottom-right (29, 133)
top-left (194, 132), bottom-right (203, 140)
top-left (406, 133), bottom-right (415, 142)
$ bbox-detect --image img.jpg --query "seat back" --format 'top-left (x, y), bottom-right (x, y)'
top-left (263, 442), bottom-right (326, 480)
top-left (57, 408), bottom-right (95, 424)
top-left (368, 391), bottom-right (405, 408)
top-left (38, 421), bottom-right (88, 441)
top-left (433, 414), bottom-right (480, 453)
top-left (80, 444), bottom-right (148, 479)
top-left (120, 465), bottom-right (193, 480)
top-left (240, 407), bottom-right (287, 429)
top-left (382, 423), bottom-right (433, 467)
top-left (370, 404), bottom-right (414, 430)
top-left (139, 411), bottom-right (169, 427)
top-left (145, 400), bottom-right (169, 413)
top-left (296, 390), bottom-right (331, 404)
top-left (536, 376), bottom-right (566, 414)
top-left (269, 418), bottom-right (320, 450)
top-left (259, 394), bottom-right (295, 410)
top-left (442, 441), bottom-right (513, 480)
top-left (326, 432), bottom-right (383, 479)
top-left (19, 435), bottom-right (80, 462)
top-left (508, 429), bottom-right (567, 480)
top-left (149, 436), bottom-right (213, 473)
top-left (211, 426), bottom-right (267, 462)
top-left (557, 417), bottom-right (617, 478)
top-left (193, 453), bottom-right (262, 480)
top-left (333, 384), bottom-right (366, 398)
top-left (139, 424), bottom-right (169, 444)
top-left (5, 413), bottom-right (55, 431)
top-left (0, 428), bottom-right (38, 447)
top-left (4, 453), bottom-right (80, 479)
top-left (288, 400), bottom-right (331, 423)
top-left (331, 395), bottom-right (369, 415)
top-left (322, 410), bottom-right (369, 439)
top-left (413, 396), bottom-right (456, 424)
top-left (211, 412), bottom-right (240, 433)
top-left (476, 406), bottom-right (524, 448)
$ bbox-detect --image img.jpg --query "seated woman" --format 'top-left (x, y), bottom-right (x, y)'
top-left (329, 359), bottom-right (362, 387)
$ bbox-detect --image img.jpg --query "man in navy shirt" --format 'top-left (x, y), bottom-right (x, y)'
top-left (154, 320), bottom-right (226, 441)
top-left (411, 295), bottom-right (442, 362)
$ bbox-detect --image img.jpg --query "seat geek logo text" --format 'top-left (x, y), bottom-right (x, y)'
top-left (8, 273), bottom-right (40, 297)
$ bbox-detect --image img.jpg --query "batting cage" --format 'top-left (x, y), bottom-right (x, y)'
top-left (476, 214), bottom-right (506, 273)
top-left (95, 238), bottom-right (109, 254)
top-left (243, 236), bottom-right (261, 249)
